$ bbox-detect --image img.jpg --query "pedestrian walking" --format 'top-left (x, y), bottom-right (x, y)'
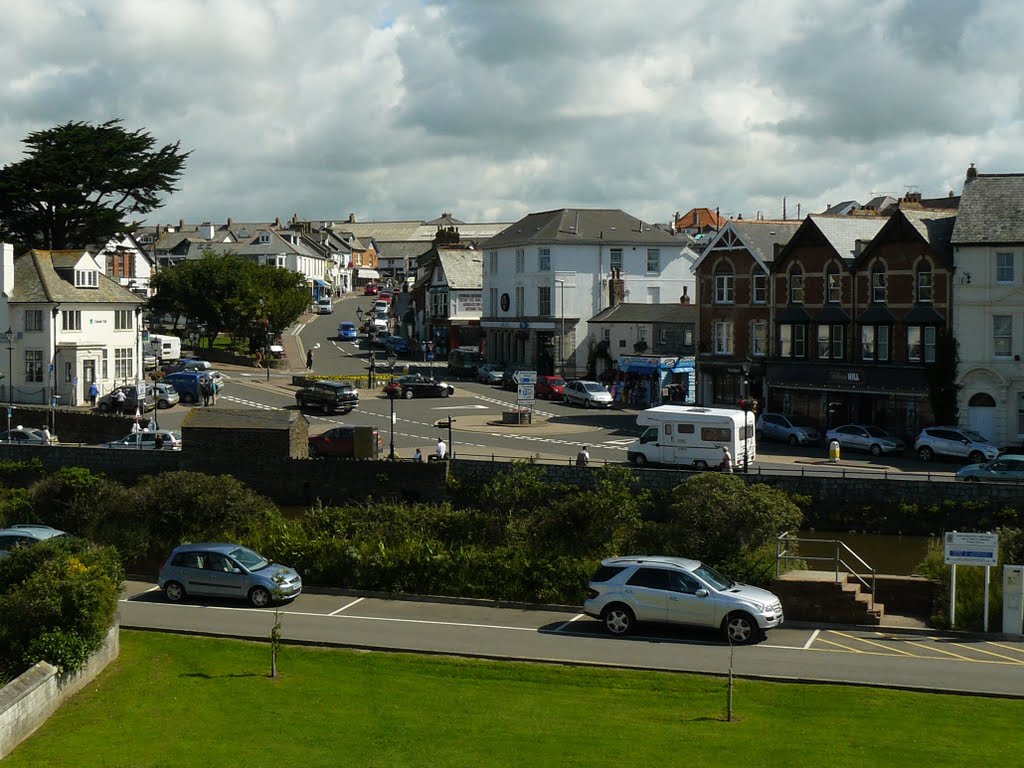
top-left (113, 388), bottom-right (126, 414)
top-left (201, 378), bottom-right (212, 407)
top-left (40, 425), bottom-right (51, 445)
top-left (88, 381), bottom-right (99, 407)
top-left (721, 446), bottom-right (733, 473)
top-left (211, 378), bottom-right (219, 404)
top-left (435, 436), bottom-right (447, 460)
top-left (154, 432), bottom-right (165, 450)
top-left (575, 445), bottom-right (590, 467)
top-left (254, 350), bottom-right (263, 369)
top-left (413, 448), bottom-right (423, 462)
top-left (306, 348), bottom-right (314, 370)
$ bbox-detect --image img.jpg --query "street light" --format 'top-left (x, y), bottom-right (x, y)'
top-left (2, 327), bottom-right (13, 436)
top-left (553, 278), bottom-right (566, 377)
top-left (386, 351), bottom-right (399, 461)
top-left (740, 359), bottom-right (753, 474)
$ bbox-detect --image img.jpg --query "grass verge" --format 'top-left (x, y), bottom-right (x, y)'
top-left (5, 630), bottom-right (1023, 767)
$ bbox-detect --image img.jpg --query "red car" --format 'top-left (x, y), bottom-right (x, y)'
top-left (535, 375), bottom-right (566, 400)
top-left (363, 283), bottom-right (379, 296)
top-left (308, 425), bottom-right (382, 458)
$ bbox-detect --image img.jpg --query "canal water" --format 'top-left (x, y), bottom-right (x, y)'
top-left (794, 531), bottom-right (937, 576)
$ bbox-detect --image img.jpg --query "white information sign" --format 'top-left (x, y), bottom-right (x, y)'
top-left (944, 531), bottom-right (999, 567)
top-left (514, 370), bottom-right (536, 385)
top-left (517, 384), bottom-right (535, 403)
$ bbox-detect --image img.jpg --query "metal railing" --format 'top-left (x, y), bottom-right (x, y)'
top-left (776, 531), bottom-right (877, 610)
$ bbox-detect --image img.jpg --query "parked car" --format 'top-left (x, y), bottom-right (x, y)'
top-left (956, 455), bottom-right (1024, 482)
top-left (384, 374), bottom-right (454, 399)
top-left (338, 321), bottom-right (358, 341)
top-left (152, 381), bottom-right (180, 410)
top-left (501, 366), bottom-right (529, 391)
top-left (824, 424), bottom-right (905, 456)
top-left (160, 372), bottom-right (206, 404)
top-left (159, 543), bottom-right (302, 607)
top-left (373, 300), bottom-right (390, 315)
top-left (756, 413), bottom-right (823, 446)
top-left (0, 524), bottom-right (69, 558)
top-left (308, 425), bottom-right (383, 459)
top-left (295, 380), bottom-right (359, 414)
top-left (0, 427), bottom-right (58, 445)
top-left (535, 375), bottom-right (567, 401)
top-left (448, 348), bottom-right (484, 380)
top-left (316, 298), bottom-right (333, 314)
top-left (104, 429), bottom-right (183, 450)
top-left (162, 358), bottom-right (213, 374)
top-left (363, 283), bottom-right (379, 296)
top-left (97, 384), bottom-right (157, 414)
top-left (563, 380), bottom-right (613, 408)
top-left (371, 331), bottom-right (394, 349)
top-left (914, 426), bottom-right (1000, 463)
top-left (582, 555), bottom-right (783, 643)
top-left (476, 363), bottom-right (504, 385)
top-left (384, 336), bottom-right (411, 356)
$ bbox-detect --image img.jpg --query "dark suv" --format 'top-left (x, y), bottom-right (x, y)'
top-left (295, 380), bottom-right (359, 414)
top-left (448, 348), bottom-right (484, 380)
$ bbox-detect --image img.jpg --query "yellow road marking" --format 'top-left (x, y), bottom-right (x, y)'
top-left (914, 641), bottom-right (976, 662)
top-left (829, 630), bottom-right (919, 657)
top-left (958, 643), bottom-right (1024, 664)
top-left (817, 637), bottom-right (864, 653)
top-left (986, 641), bottom-right (1024, 656)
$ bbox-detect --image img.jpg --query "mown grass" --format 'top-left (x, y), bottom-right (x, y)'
top-left (6, 630), bottom-right (1023, 767)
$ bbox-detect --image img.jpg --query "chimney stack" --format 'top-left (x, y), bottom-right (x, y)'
top-left (274, 216), bottom-right (281, 228)
top-left (348, 213), bottom-right (356, 223)
top-left (680, 286), bottom-right (690, 305)
top-left (966, 163), bottom-right (977, 182)
top-left (227, 217), bottom-right (233, 228)
top-left (608, 268), bottom-right (625, 307)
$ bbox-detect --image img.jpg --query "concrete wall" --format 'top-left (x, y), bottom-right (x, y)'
top-left (0, 625), bottom-right (119, 760)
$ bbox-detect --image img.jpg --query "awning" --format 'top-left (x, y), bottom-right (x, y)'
top-left (815, 305), bottom-right (851, 323)
top-left (313, 279), bottom-right (329, 288)
top-left (777, 306), bottom-right (812, 323)
top-left (621, 362), bottom-right (660, 374)
top-left (904, 305), bottom-right (945, 324)
top-left (857, 305), bottom-right (897, 324)
top-left (358, 269), bottom-right (380, 279)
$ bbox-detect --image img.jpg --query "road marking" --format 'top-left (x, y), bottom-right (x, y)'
top-left (960, 643), bottom-right (1024, 664)
top-left (986, 641), bottom-right (1024, 656)
top-left (829, 630), bottom-right (920, 657)
top-left (433, 405), bottom-right (489, 410)
top-left (552, 613), bottom-right (586, 633)
top-left (603, 438), bottom-right (636, 446)
top-left (329, 597), bottom-right (365, 616)
top-left (817, 637), bottom-right (864, 653)
top-left (915, 641), bottom-right (978, 663)
top-left (802, 629), bottom-right (820, 649)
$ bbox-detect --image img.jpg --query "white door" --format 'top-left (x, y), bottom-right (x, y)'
top-left (966, 405), bottom-right (996, 443)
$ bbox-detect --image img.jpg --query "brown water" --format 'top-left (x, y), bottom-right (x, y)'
top-left (793, 530), bottom-right (937, 576)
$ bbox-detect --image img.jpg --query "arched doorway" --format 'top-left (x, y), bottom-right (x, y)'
top-left (966, 392), bottom-right (997, 441)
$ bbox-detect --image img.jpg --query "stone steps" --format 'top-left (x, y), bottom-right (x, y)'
top-left (772, 569), bottom-right (885, 625)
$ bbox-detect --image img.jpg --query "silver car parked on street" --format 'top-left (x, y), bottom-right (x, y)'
top-left (159, 543), bottom-right (302, 607)
top-left (563, 380), bottom-right (613, 408)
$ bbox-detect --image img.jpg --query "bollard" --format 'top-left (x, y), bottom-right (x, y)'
top-left (829, 439), bottom-right (841, 463)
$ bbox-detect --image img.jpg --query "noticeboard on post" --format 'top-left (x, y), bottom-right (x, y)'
top-left (944, 531), bottom-right (999, 567)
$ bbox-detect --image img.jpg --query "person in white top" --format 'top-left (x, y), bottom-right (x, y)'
top-left (40, 425), bottom-right (51, 445)
top-left (721, 446), bottom-right (733, 473)
top-left (436, 437), bottom-right (447, 460)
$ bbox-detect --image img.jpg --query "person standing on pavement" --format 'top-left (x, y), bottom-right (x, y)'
top-left (413, 448), bottom-right (423, 462)
top-left (306, 348), bottom-right (314, 370)
top-left (435, 436), bottom-right (447, 460)
top-left (113, 388), bottom-right (126, 415)
top-left (88, 381), bottom-right (99, 407)
top-left (576, 445), bottom-right (590, 467)
top-left (40, 425), bottom-right (51, 445)
top-left (721, 446), bottom-right (733, 473)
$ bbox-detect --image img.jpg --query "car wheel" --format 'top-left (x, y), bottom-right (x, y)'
top-left (440, 388), bottom-right (449, 398)
top-left (184, 393), bottom-right (197, 404)
top-left (723, 611), bottom-right (760, 644)
top-left (98, 402), bottom-right (110, 413)
top-left (601, 604), bottom-right (635, 635)
top-left (787, 434), bottom-right (798, 447)
top-left (694, 460), bottom-right (709, 470)
top-left (632, 453), bottom-right (648, 467)
top-left (157, 400), bottom-right (170, 410)
top-left (249, 586), bottom-right (272, 608)
top-left (968, 450), bottom-right (985, 464)
top-left (309, 444), bottom-right (319, 458)
top-left (404, 389), bottom-right (414, 400)
top-left (755, 429), bottom-right (764, 442)
top-left (918, 445), bottom-right (934, 462)
top-left (585, 398), bottom-right (592, 409)
top-left (296, 396), bottom-right (305, 409)
top-left (869, 443), bottom-right (882, 457)
top-left (163, 581), bottom-right (187, 603)
top-left (322, 403), bottom-right (331, 415)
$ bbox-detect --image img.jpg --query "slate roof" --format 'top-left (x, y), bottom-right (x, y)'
top-left (898, 210), bottom-right (956, 266)
top-left (181, 408), bottom-right (302, 430)
top-left (808, 215), bottom-right (888, 261)
top-left (9, 250), bottom-right (145, 305)
top-left (437, 249), bottom-right (483, 290)
top-left (729, 220), bottom-right (801, 264)
top-left (951, 174), bottom-right (1024, 245)
top-left (822, 200), bottom-right (860, 215)
top-left (589, 302), bottom-right (697, 324)
top-left (330, 218), bottom-right (510, 244)
top-left (484, 209), bottom-right (682, 248)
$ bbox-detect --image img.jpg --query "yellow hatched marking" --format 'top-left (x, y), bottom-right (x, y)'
top-left (817, 637), bottom-right (865, 653)
top-left (829, 630), bottom-right (919, 657)
top-left (912, 641), bottom-right (977, 662)
top-left (956, 643), bottom-right (1024, 664)
top-left (986, 641), bottom-right (1024, 656)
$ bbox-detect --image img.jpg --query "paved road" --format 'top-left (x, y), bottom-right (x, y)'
top-left (119, 579), bottom-right (1024, 698)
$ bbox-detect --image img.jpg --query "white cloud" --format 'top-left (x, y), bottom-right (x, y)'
top-left (0, 0), bottom-right (1019, 226)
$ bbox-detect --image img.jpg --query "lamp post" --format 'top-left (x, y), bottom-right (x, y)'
top-left (740, 360), bottom-right (752, 473)
top-left (387, 350), bottom-right (398, 459)
top-left (554, 278), bottom-right (566, 377)
top-left (2, 327), bottom-right (13, 437)
top-left (434, 415), bottom-right (455, 459)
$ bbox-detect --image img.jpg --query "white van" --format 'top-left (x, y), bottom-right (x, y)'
top-left (626, 405), bottom-right (756, 469)
top-left (147, 334), bottom-right (182, 362)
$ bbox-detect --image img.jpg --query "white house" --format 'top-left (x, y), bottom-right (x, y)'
top-left (1, 243), bottom-right (145, 408)
top-left (480, 208), bottom-right (698, 376)
top-left (952, 166), bottom-right (1024, 447)
top-left (93, 233), bottom-right (156, 298)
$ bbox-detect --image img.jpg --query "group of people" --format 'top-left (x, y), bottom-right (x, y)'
top-left (411, 437), bottom-right (448, 462)
top-left (604, 371), bottom-right (658, 409)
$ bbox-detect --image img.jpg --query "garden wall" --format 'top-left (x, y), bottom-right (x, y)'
top-left (0, 625), bottom-right (119, 760)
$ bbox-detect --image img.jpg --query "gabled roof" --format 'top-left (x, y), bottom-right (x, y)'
top-left (435, 249), bottom-right (482, 290)
top-left (805, 215), bottom-right (887, 261)
top-left (863, 195), bottom-right (897, 213)
top-left (675, 207), bottom-right (726, 231)
top-left (9, 250), bottom-right (145, 305)
top-left (951, 174), bottom-right (1024, 245)
top-left (589, 302), bottom-right (697, 324)
top-left (691, 219), bottom-right (800, 273)
top-left (821, 200), bottom-right (860, 215)
top-left (855, 209), bottom-right (956, 268)
top-left (483, 209), bottom-right (681, 248)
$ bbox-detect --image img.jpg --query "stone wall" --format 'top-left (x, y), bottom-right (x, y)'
top-left (3, 405), bottom-right (135, 444)
top-left (0, 625), bottom-right (119, 760)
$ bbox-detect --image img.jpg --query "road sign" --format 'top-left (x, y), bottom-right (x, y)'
top-left (514, 370), bottom-right (536, 385)
top-left (517, 384), bottom-right (535, 403)
top-left (944, 531), bottom-right (999, 566)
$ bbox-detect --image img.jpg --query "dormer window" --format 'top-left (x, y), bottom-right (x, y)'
top-left (258, 233), bottom-right (271, 244)
top-left (75, 269), bottom-right (99, 288)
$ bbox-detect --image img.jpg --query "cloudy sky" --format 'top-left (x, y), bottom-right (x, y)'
top-left (1, 0), bottom-right (1019, 228)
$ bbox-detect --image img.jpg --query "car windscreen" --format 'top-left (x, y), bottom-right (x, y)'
top-left (864, 426), bottom-right (889, 437)
top-left (229, 547), bottom-right (269, 571)
top-left (962, 430), bottom-right (989, 443)
top-left (584, 383), bottom-right (605, 392)
top-left (786, 415), bottom-right (815, 427)
top-left (693, 563), bottom-right (733, 590)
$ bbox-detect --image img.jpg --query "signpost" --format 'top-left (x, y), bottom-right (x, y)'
top-left (944, 531), bottom-right (999, 630)
top-left (514, 370), bottom-right (536, 420)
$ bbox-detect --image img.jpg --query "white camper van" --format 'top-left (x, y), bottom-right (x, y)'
top-left (626, 405), bottom-right (756, 469)
top-left (147, 334), bottom-right (182, 362)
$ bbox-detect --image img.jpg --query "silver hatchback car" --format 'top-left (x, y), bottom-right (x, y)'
top-left (159, 543), bottom-right (302, 607)
top-left (583, 555), bottom-right (783, 644)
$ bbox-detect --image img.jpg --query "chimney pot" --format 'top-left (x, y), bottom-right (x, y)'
top-left (967, 163), bottom-right (977, 181)
top-left (348, 213), bottom-right (356, 223)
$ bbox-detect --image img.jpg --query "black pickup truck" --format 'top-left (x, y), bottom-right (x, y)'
top-left (295, 380), bottom-right (359, 414)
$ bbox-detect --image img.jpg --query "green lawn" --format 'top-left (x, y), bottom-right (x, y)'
top-left (7, 630), bottom-right (1023, 767)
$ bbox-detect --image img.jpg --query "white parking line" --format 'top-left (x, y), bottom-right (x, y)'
top-left (329, 597), bottom-right (365, 616)
top-left (552, 613), bottom-right (585, 632)
top-left (803, 629), bottom-right (820, 650)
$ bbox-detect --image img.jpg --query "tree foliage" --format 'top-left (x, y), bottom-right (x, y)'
top-left (0, 120), bottom-right (190, 250)
top-left (149, 252), bottom-right (309, 345)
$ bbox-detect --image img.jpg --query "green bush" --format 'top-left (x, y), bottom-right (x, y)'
top-left (0, 537), bottom-right (122, 676)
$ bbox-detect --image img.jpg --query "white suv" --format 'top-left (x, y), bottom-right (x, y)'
top-left (583, 556), bottom-right (784, 644)
top-left (914, 427), bottom-right (999, 464)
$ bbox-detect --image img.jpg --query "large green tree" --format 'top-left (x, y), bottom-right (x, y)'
top-left (0, 119), bottom-right (190, 250)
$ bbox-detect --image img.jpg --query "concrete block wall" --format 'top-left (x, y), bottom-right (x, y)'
top-left (0, 625), bottom-right (119, 760)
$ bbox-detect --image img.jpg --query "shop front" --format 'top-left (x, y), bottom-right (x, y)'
top-left (698, 359), bottom-right (766, 408)
top-left (611, 355), bottom-right (696, 409)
